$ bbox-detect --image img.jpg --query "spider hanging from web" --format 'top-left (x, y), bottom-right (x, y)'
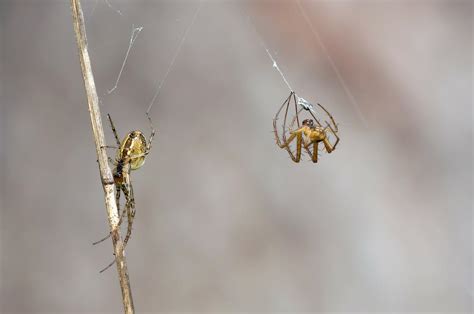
top-left (273, 91), bottom-right (340, 163)
top-left (94, 112), bottom-right (155, 273)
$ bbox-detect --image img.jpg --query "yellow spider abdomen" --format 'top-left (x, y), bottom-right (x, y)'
top-left (118, 130), bottom-right (148, 170)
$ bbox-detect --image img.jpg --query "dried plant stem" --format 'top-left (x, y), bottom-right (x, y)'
top-left (70, 0), bottom-right (134, 313)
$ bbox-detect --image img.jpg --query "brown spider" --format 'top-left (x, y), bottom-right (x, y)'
top-left (273, 91), bottom-right (339, 163)
top-left (94, 112), bottom-right (155, 273)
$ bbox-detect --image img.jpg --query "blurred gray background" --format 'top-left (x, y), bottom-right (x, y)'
top-left (0, 0), bottom-right (472, 313)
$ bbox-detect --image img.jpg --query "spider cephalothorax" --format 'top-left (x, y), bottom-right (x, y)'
top-left (273, 91), bottom-right (339, 163)
top-left (302, 119), bottom-right (314, 128)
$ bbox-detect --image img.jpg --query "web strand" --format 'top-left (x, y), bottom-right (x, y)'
top-left (264, 47), bottom-right (293, 92)
top-left (245, 12), bottom-right (320, 114)
top-left (146, 1), bottom-right (202, 114)
top-left (295, 0), bottom-right (368, 127)
top-left (107, 25), bottom-right (143, 95)
top-left (104, 0), bottom-right (124, 17)
top-left (245, 14), bottom-right (293, 92)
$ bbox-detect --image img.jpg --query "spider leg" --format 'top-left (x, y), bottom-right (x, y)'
top-left (99, 258), bottom-right (116, 273)
top-left (92, 213), bottom-right (126, 246)
top-left (308, 109), bottom-right (323, 127)
top-left (289, 108), bottom-right (304, 133)
top-left (92, 184), bottom-right (126, 246)
top-left (92, 203), bottom-right (127, 246)
top-left (302, 138), bottom-right (313, 160)
top-left (145, 112), bottom-right (156, 153)
top-left (115, 182), bottom-right (121, 216)
top-left (92, 234), bottom-right (111, 246)
top-left (98, 216), bottom-right (128, 273)
top-left (291, 92), bottom-right (300, 127)
top-left (294, 132), bottom-right (303, 162)
top-left (317, 103), bottom-right (338, 132)
top-left (107, 113), bottom-right (121, 147)
top-left (273, 92), bottom-right (302, 161)
top-left (273, 92), bottom-right (292, 147)
top-left (323, 122), bottom-right (340, 152)
top-left (281, 130), bottom-right (303, 163)
top-left (311, 141), bottom-right (319, 163)
top-left (97, 153), bottom-right (116, 168)
top-left (98, 182), bottom-right (133, 273)
top-left (282, 92), bottom-right (295, 144)
top-left (322, 138), bottom-right (334, 153)
top-left (122, 182), bottom-right (136, 248)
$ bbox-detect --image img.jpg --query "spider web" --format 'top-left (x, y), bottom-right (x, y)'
top-left (84, 0), bottom-right (201, 115)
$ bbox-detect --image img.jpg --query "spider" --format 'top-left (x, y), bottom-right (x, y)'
top-left (273, 91), bottom-right (340, 163)
top-left (94, 112), bottom-right (155, 273)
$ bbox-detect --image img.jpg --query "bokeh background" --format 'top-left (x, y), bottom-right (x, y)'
top-left (0, 0), bottom-right (472, 313)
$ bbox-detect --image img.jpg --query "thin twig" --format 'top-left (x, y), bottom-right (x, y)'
top-left (70, 0), bottom-right (134, 313)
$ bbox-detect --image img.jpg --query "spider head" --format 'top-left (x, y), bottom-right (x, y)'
top-left (302, 119), bottom-right (315, 128)
top-left (130, 130), bottom-right (142, 138)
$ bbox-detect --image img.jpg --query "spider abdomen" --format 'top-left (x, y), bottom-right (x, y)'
top-left (118, 130), bottom-right (148, 170)
top-left (304, 128), bottom-right (326, 143)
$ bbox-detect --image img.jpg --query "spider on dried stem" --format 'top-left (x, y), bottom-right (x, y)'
top-left (273, 91), bottom-right (340, 163)
top-left (94, 112), bottom-right (155, 273)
